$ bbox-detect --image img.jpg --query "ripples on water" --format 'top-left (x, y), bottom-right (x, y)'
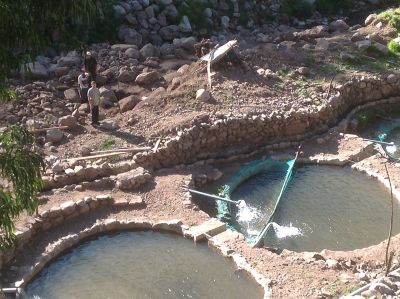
top-left (24, 231), bottom-right (263, 299)
top-left (231, 165), bottom-right (400, 252)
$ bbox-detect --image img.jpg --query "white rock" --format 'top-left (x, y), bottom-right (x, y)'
top-left (58, 115), bottom-right (78, 129)
top-left (196, 89), bottom-right (211, 102)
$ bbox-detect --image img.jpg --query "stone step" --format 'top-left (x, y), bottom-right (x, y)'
top-left (185, 218), bottom-right (226, 242)
top-left (209, 229), bottom-right (242, 245)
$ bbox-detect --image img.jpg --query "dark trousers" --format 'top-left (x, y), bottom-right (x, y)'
top-left (91, 105), bottom-right (99, 124)
top-left (88, 71), bottom-right (96, 84)
top-left (80, 87), bottom-right (88, 103)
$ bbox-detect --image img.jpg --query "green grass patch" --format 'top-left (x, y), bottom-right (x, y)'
top-left (100, 137), bottom-right (116, 150)
top-left (388, 40), bottom-right (400, 56)
top-left (378, 8), bottom-right (400, 32)
top-left (0, 88), bottom-right (18, 102)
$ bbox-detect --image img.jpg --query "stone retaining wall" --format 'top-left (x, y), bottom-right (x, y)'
top-left (5, 218), bottom-right (270, 299)
top-left (0, 194), bottom-right (143, 270)
top-left (41, 75), bottom-right (400, 190)
top-left (133, 75), bottom-right (400, 170)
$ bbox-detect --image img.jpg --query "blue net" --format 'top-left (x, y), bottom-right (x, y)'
top-left (376, 119), bottom-right (400, 161)
top-left (216, 157), bottom-right (298, 245)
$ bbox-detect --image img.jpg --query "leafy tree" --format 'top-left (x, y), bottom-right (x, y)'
top-left (0, 0), bottom-right (115, 249)
top-left (0, 126), bottom-right (45, 249)
top-left (0, 0), bottom-right (116, 99)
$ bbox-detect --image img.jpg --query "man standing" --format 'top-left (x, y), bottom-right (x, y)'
top-left (87, 81), bottom-right (100, 125)
top-left (77, 70), bottom-right (89, 104)
top-left (84, 51), bottom-right (97, 83)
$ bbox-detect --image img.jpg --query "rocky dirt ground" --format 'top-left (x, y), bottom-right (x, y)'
top-left (2, 8), bottom-right (400, 299)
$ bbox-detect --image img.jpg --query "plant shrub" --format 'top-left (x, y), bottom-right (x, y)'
top-left (314, 0), bottom-right (352, 15)
top-left (379, 8), bottom-right (400, 32)
top-left (388, 39), bottom-right (400, 56)
top-left (281, 0), bottom-right (314, 19)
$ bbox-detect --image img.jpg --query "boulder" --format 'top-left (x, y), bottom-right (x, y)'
top-left (100, 119), bottom-right (119, 131)
top-left (57, 56), bottom-right (81, 67)
top-left (46, 129), bottom-right (64, 143)
top-left (99, 87), bottom-right (118, 102)
top-left (64, 88), bottom-right (80, 102)
top-left (135, 71), bottom-right (160, 85)
top-left (53, 66), bottom-right (70, 77)
top-left (325, 258), bottom-right (339, 269)
top-left (179, 15), bottom-right (192, 33)
top-left (356, 40), bottom-right (372, 50)
top-left (113, 4), bottom-right (126, 16)
top-left (329, 20), bottom-right (349, 32)
top-left (160, 43), bottom-right (175, 57)
top-left (365, 14), bottom-right (378, 26)
top-left (58, 115), bottom-right (78, 129)
top-left (221, 16), bottom-right (230, 29)
top-left (173, 37), bottom-right (197, 52)
top-left (21, 62), bottom-right (49, 79)
top-left (115, 167), bottom-right (150, 190)
top-left (159, 25), bottom-right (180, 41)
top-left (118, 70), bottom-right (137, 83)
top-left (293, 25), bottom-right (329, 41)
top-left (119, 95), bottom-right (141, 112)
top-left (123, 28), bottom-right (143, 47)
top-left (372, 42), bottom-right (389, 55)
top-left (162, 4), bottom-right (178, 18)
top-left (196, 89), bottom-right (211, 102)
top-left (125, 47), bottom-right (141, 59)
top-left (111, 44), bottom-right (135, 51)
top-left (140, 43), bottom-right (158, 58)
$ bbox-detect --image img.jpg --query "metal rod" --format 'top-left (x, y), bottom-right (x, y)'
top-left (186, 188), bottom-right (238, 205)
top-left (362, 138), bottom-right (394, 146)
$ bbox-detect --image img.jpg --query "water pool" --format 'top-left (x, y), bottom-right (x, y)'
top-left (24, 231), bottom-right (264, 299)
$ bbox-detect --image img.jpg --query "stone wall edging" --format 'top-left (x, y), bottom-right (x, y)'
top-left (42, 77), bottom-right (400, 191)
top-left (134, 75), bottom-right (400, 170)
top-left (11, 218), bottom-right (270, 299)
top-left (0, 193), bottom-right (144, 270)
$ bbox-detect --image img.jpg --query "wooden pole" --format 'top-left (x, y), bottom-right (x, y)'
top-left (68, 151), bottom-right (126, 163)
top-left (31, 126), bottom-right (70, 133)
top-left (90, 147), bottom-right (151, 155)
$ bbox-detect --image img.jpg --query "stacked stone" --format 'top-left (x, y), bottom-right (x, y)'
top-left (115, 167), bottom-right (152, 190)
top-left (130, 74), bottom-right (400, 170)
top-left (0, 194), bottom-right (146, 271)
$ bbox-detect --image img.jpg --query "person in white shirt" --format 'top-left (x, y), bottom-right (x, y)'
top-left (87, 81), bottom-right (100, 125)
top-left (77, 71), bottom-right (89, 103)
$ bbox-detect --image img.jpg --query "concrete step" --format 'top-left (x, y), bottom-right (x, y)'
top-left (185, 218), bottom-right (226, 242)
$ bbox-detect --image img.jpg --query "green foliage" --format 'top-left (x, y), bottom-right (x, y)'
top-left (388, 40), bottom-right (400, 56)
top-left (314, 0), bottom-right (352, 15)
top-left (281, 0), bottom-right (314, 19)
top-left (0, 126), bottom-right (45, 250)
top-left (379, 8), bottom-right (400, 32)
top-left (0, 88), bottom-right (17, 103)
top-left (0, 0), bottom-right (117, 90)
top-left (100, 137), bottom-right (116, 150)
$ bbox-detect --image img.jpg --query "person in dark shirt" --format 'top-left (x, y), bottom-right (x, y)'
top-left (84, 51), bottom-right (97, 83)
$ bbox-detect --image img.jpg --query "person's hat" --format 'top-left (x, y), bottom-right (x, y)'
top-left (86, 51), bottom-right (91, 56)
